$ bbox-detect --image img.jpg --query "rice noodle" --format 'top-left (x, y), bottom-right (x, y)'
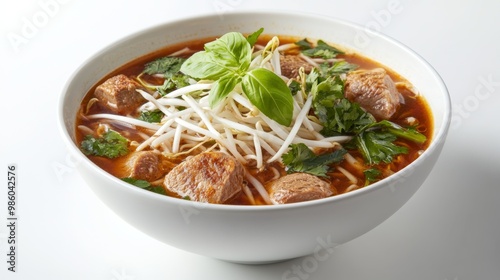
top-left (337, 166), bottom-right (358, 184)
top-left (344, 184), bottom-right (359, 193)
top-left (245, 171), bottom-right (272, 205)
top-left (87, 113), bottom-right (161, 130)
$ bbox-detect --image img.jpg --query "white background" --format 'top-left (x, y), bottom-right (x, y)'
top-left (1, 0), bottom-right (499, 279)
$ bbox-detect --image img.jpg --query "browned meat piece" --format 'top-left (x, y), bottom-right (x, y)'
top-left (280, 55), bottom-right (313, 79)
top-left (94, 74), bottom-right (146, 114)
top-left (344, 68), bottom-right (401, 119)
top-left (163, 152), bottom-right (244, 204)
top-left (124, 151), bottom-right (164, 181)
top-left (269, 173), bottom-right (333, 204)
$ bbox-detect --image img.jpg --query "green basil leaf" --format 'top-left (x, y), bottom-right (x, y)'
top-left (241, 68), bottom-right (293, 126)
top-left (208, 74), bottom-right (241, 107)
top-left (246, 27), bottom-right (264, 47)
top-left (204, 32), bottom-right (251, 72)
top-left (180, 51), bottom-right (228, 80)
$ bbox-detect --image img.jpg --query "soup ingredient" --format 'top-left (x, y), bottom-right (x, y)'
top-left (141, 56), bottom-right (190, 95)
top-left (76, 31), bottom-right (432, 205)
top-left (123, 151), bottom-right (164, 181)
top-left (121, 178), bottom-right (166, 195)
top-left (282, 143), bottom-right (347, 177)
top-left (94, 74), bottom-right (146, 114)
top-left (296, 39), bottom-right (344, 59)
top-left (245, 27), bottom-right (264, 47)
top-left (180, 31), bottom-right (293, 126)
top-left (143, 56), bottom-right (186, 77)
top-left (269, 173), bottom-right (333, 204)
top-left (280, 55), bottom-right (313, 78)
top-left (312, 74), bottom-right (375, 136)
top-left (344, 68), bottom-right (401, 120)
top-left (306, 67), bottom-right (426, 165)
top-left (363, 168), bottom-right (382, 186)
top-left (318, 60), bottom-right (358, 76)
top-left (163, 152), bottom-right (244, 204)
top-left (352, 120), bottom-right (426, 165)
top-left (80, 130), bottom-right (129, 158)
top-left (138, 109), bottom-right (164, 123)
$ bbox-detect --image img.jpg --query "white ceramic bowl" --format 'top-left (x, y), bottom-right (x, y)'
top-left (58, 11), bottom-right (451, 264)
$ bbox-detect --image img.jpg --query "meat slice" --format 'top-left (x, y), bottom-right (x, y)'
top-left (344, 68), bottom-right (401, 119)
top-left (280, 55), bottom-right (313, 79)
top-left (94, 74), bottom-right (145, 114)
top-left (163, 152), bottom-right (244, 204)
top-left (124, 151), bottom-right (164, 182)
top-left (269, 173), bottom-right (333, 204)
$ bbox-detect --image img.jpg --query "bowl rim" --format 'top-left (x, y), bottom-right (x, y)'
top-left (58, 10), bottom-right (452, 212)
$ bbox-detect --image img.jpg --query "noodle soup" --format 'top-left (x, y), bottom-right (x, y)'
top-left (75, 32), bottom-right (432, 205)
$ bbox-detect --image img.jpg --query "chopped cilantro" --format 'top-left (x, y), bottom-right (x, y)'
top-left (80, 130), bottom-right (129, 158)
top-left (311, 75), bottom-right (375, 136)
top-left (295, 38), bottom-right (313, 49)
top-left (351, 120), bottom-right (426, 165)
top-left (157, 74), bottom-right (191, 96)
top-left (288, 79), bottom-right (301, 95)
top-left (138, 109), bottom-right (164, 123)
top-left (354, 130), bottom-right (408, 165)
top-left (143, 56), bottom-right (187, 77)
top-left (301, 40), bottom-right (344, 59)
top-left (121, 177), bottom-right (166, 195)
top-left (282, 143), bottom-right (347, 177)
top-left (319, 60), bottom-right (358, 76)
top-left (122, 177), bottom-right (151, 188)
top-left (363, 168), bottom-right (382, 186)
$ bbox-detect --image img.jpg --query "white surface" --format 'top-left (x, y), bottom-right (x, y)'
top-left (0, 0), bottom-right (498, 279)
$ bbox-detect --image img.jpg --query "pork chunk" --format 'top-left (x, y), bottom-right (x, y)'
top-left (94, 74), bottom-right (145, 114)
top-left (163, 152), bottom-right (244, 204)
top-left (344, 68), bottom-right (401, 119)
top-left (280, 55), bottom-right (313, 79)
top-left (125, 151), bottom-right (164, 182)
top-left (269, 173), bottom-right (333, 204)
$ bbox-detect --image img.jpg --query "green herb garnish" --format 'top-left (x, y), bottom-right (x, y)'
top-left (363, 168), bottom-right (382, 186)
top-left (138, 109), bottom-right (164, 123)
top-left (180, 30), bottom-right (294, 126)
top-left (80, 130), bottom-right (129, 158)
top-left (282, 143), bottom-right (347, 177)
top-left (300, 39), bottom-right (344, 59)
top-left (121, 177), bottom-right (166, 195)
top-left (143, 56), bottom-right (187, 77)
top-left (246, 27), bottom-right (264, 47)
top-left (305, 68), bottom-right (426, 165)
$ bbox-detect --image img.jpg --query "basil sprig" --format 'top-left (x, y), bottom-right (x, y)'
top-left (180, 31), bottom-right (293, 126)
